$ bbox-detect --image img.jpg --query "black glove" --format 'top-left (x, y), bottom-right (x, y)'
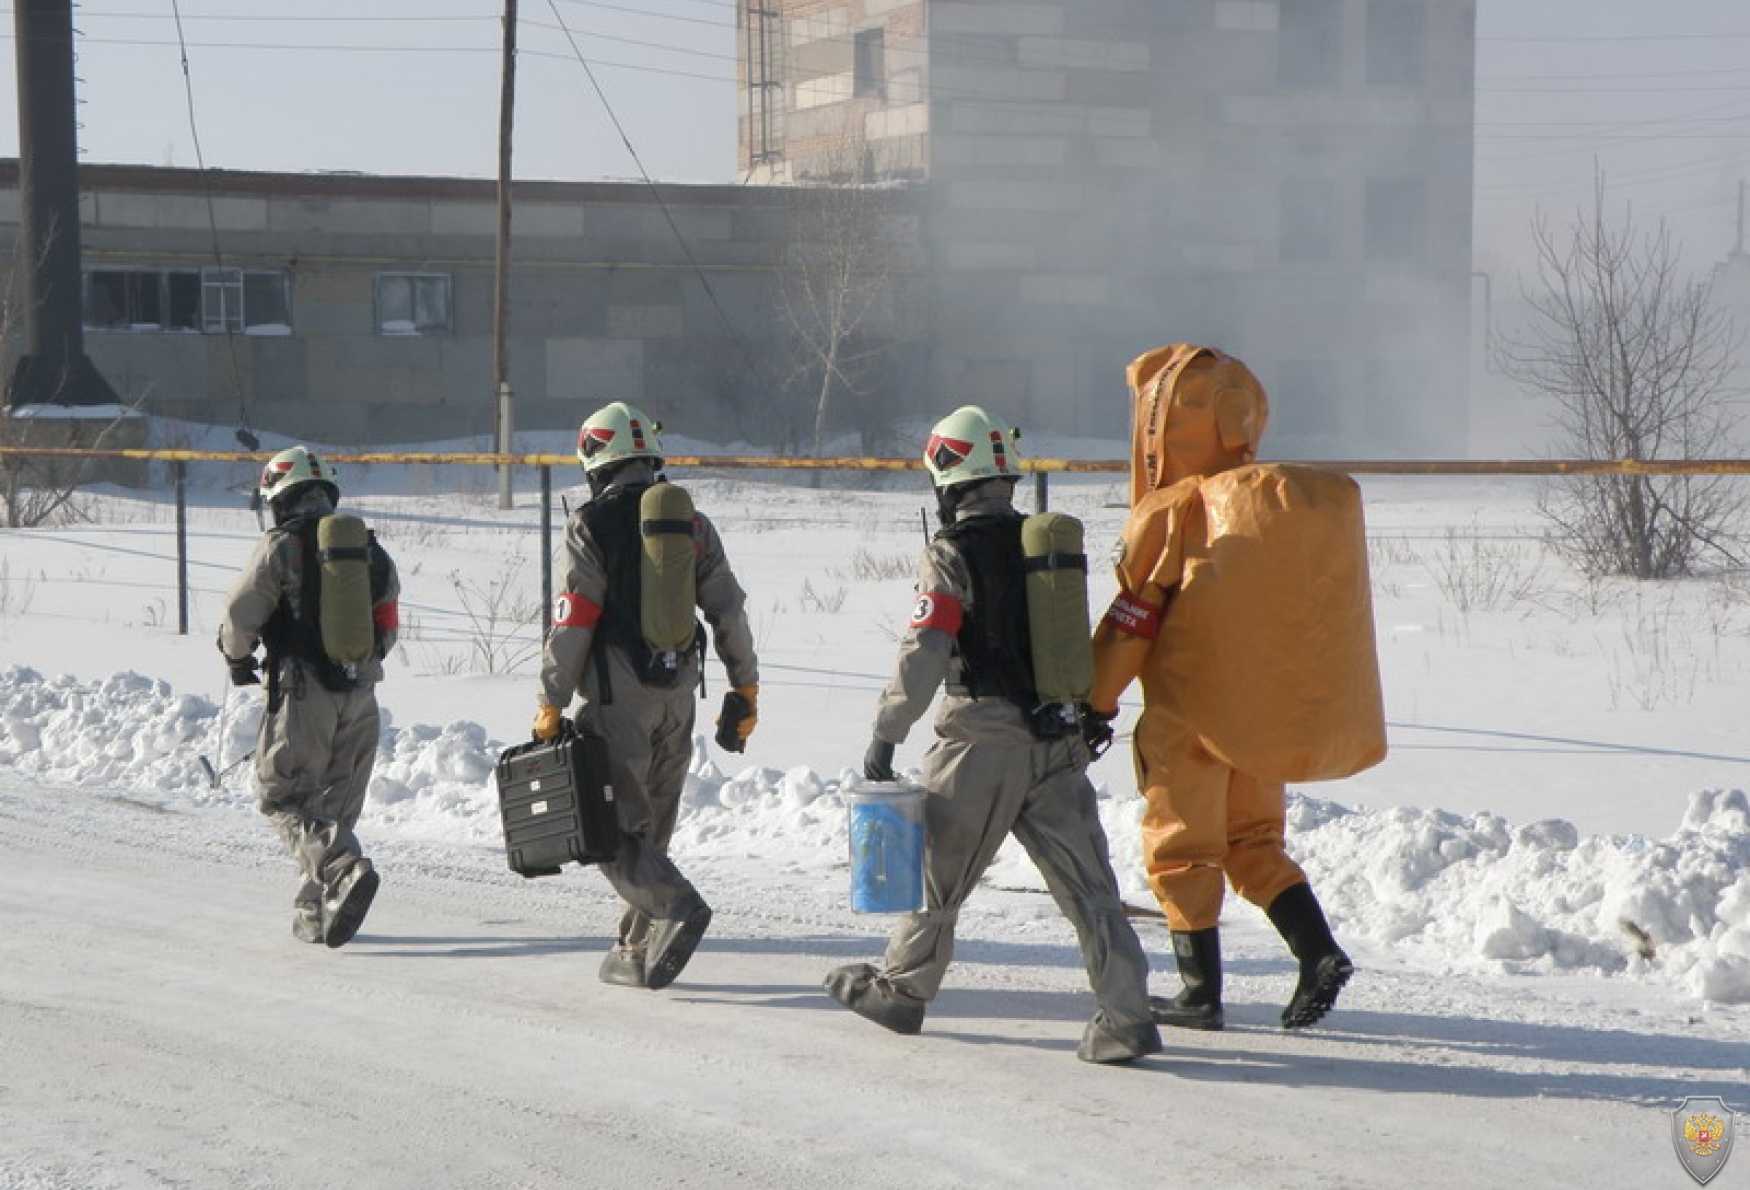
top-left (714, 687), bottom-right (757, 754)
top-left (227, 655), bottom-right (261, 687)
top-left (1080, 706), bottom-right (1116, 759)
top-left (863, 738), bottom-right (896, 782)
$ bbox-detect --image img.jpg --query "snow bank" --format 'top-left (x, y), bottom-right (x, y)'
top-left (3, 665), bottom-right (1747, 1002)
top-left (1290, 791), bottom-right (1750, 1001)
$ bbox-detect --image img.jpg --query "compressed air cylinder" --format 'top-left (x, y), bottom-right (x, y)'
top-left (316, 514), bottom-right (376, 666)
top-left (1021, 511), bottom-right (1093, 705)
top-left (639, 482), bottom-right (698, 651)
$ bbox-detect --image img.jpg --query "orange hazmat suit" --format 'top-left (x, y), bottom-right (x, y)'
top-left (1090, 345), bottom-right (1386, 932)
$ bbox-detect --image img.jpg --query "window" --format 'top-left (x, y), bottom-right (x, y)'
top-left (202, 268), bottom-right (242, 333)
top-left (1279, 0), bottom-right (1342, 89)
top-left (375, 273), bottom-right (453, 336)
top-left (1281, 178), bottom-right (1340, 262)
top-left (854, 28), bottom-right (886, 99)
top-left (1366, 1), bottom-right (1425, 86)
top-left (83, 266), bottom-right (288, 334)
top-left (242, 271), bottom-right (291, 333)
top-left (86, 269), bottom-right (199, 330)
top-left (1365, 177), bottom-right (1426, 262)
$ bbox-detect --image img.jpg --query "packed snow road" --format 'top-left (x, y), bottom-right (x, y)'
top-left (0, 772), bottom-right (1736, 1190)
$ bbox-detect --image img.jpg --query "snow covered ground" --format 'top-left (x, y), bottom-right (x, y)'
top-left (1, 435), bottom-right (1748, 1188)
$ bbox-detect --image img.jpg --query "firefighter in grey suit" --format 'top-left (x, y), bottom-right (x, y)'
top-left (219, 446), bottom-right (399, 949)
top-left (534, 401), bottom-right (760, 991)
top-left (823, 407), bottom-right (1163, 1065)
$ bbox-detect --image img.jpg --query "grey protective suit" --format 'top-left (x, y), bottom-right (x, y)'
top-left (847, 488), bottom-right (1154, 1034)
top-left (218, 488), bottom-right (400, 930)
top-left (538, 460), bottom-right (759, 952)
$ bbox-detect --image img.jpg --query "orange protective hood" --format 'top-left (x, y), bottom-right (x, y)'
top-left (1126, 345), bottom-right (1269, 505)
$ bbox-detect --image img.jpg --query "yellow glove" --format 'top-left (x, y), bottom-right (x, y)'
top-left (714, 685), bottom-right (758, 753)
top-left (532, 703), bottom-right (565, 742)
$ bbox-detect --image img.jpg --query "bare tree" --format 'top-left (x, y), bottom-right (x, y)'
top-left (1499, 174), bottom-right (1744, 579)
top-left (1, 228), bottom-right (145, 528)
top-left (778, 130), bottom-right (916, 457)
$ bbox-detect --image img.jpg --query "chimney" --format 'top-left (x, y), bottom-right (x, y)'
top-left (8, 0), bottom-right (120, 409)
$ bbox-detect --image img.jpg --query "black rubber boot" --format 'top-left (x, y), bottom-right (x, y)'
top-left (1147, 927), bottom-right (1225, 1031)
top-left (1265, 882), bottom-right (1354, 1029)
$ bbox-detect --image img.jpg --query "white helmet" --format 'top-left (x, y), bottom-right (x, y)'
top-left (257, 445), bottom-right (339, 509)
top-left (576, 401), bottom-right (663, 474)
top-left (923, 405), bottom-right (1021, 489)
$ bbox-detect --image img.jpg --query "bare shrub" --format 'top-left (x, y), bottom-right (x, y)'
top-left (1425, 524), bottom-right (1543, 614)
top-left (1498, 171), bottom-right (1745, 580)
top-left (451, 559), bottom-right (541, 674)
top-left (799, 578), bottom-right (848, 614)
top-left (835, 547), bottom-right (913, 582)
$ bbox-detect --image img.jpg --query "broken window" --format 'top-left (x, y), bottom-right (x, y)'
top-left (374, 272), bottom-right (453, 336)
top-left (83, 267), bottom-right (288, 333)
top-left (84, 268), bottom-right (197, 330)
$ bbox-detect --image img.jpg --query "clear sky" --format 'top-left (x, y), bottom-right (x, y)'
top-left (4, 0), bottom-right (1750, 280)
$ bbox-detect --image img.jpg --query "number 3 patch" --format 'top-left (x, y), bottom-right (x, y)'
top-left (909, 591), bottom-right (963, 634)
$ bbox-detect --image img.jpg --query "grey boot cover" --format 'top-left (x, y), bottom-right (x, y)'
top-left (645, 898), bottom-right (712, 991)
top-left (321, 858), bottom-right (378, 949)
top-left (1077, 1011), bottom-right (1163, 1065)
top-left (823, 963), bottom-right (926, 1035)
top-left (599, 944), bottom-right (647, 987)
top-left (292, 900), bottom-right (324, 944)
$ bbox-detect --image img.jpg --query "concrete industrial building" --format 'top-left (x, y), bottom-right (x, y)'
top-left (0, 162), bottom-right (923, 447)
top-left (3, 1), bottom-right (1476, 455)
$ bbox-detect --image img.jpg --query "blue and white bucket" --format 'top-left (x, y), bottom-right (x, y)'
top-left (846, 782), bottom-right (926, 914)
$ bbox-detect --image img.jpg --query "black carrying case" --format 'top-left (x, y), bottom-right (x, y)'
top-left (494, 729), bottom-right (620, 876)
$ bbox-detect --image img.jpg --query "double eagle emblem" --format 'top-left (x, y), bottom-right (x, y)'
top-left (1672, 1097), bottom-right (1736, 1185)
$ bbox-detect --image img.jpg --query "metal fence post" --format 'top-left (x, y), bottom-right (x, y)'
top-left (540, 463), bottom-right (553, 636)
top-left (175, 459), bottom-right (189, 635)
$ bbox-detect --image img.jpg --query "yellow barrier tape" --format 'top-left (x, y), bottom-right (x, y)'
top-left (4, 446), bottom-right (1750, 475)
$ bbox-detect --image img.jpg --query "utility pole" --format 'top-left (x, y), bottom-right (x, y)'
top-left (493, 0), bottom-right (518, 510)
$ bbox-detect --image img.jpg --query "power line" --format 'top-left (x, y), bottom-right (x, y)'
top-left (538, 0), bottom-right (767, 395)
top-left (1479, 32), bottom-right (1750, 43)
top-left (165, 0), bottom-right (255, 445)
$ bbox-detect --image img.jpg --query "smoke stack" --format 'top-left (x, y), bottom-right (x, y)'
top-left (8, 0), bottom-right (120, 409)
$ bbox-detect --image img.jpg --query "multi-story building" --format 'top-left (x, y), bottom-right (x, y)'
top-left (4, 2), bottom-right (1473, 457)
top-left (740, 0), bottom-right (1476, 455)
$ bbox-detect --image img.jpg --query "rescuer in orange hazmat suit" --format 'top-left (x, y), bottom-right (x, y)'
top-left (1087, 344), bottom-right (1386, 1032)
